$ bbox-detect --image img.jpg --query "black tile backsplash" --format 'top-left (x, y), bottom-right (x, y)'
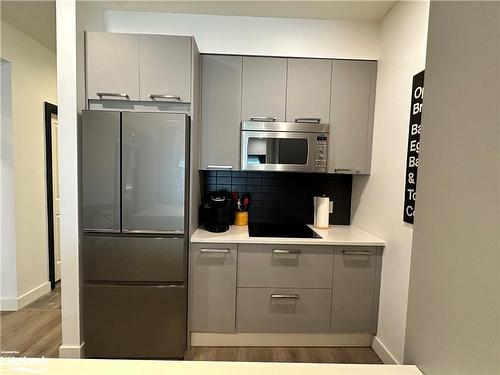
top-left (203, 171), bottom-right (352, 225)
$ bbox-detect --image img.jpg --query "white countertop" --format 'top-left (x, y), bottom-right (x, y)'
top-left (0, 358), bottom-right (422, 375)
top-left (191, 225), bottom-right (385, 246)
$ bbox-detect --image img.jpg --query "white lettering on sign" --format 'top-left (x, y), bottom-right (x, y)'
top-left (414, 86), bottom-right (424, 99)
top-left (409, 156), bottom-right (419, 167)
top-left (406, 205), bottom-right (414, 217)
top-left (410, 139), bottom-right (419, 152)
top-left (411, 123), bottom-right (421, 135)
top-left (412, 102), bottom-right (423, 115)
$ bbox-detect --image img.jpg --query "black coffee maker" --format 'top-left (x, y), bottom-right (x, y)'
top-left (201, 192), bottom-right (232, 233)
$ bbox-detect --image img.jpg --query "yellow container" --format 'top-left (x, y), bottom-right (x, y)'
top-left (234, 211), bottom-right (249, 226)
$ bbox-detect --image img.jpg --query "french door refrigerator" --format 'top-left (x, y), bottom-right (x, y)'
top-left (81, 110), bottom-right (189, 358)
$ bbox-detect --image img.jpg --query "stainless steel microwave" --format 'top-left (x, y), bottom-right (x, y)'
top-left (241, 121), bottom-right (329, 173)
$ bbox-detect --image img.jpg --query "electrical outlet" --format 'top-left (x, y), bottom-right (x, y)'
top-left (329, 201), bottom-right (333, 213)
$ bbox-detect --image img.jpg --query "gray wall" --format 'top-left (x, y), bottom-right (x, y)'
top-left (404, 2), bottom-right (500, 374)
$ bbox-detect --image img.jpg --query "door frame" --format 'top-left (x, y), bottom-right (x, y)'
top-left (44, 102), bottom-right (58, 290)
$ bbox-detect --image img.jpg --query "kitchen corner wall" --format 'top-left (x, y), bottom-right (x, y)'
top-left (203, 171), bottom-right (352, 225)
top-left (350, 1), bottom-right (430, 364)
top-left (0, 20), bottom-right (57, 310)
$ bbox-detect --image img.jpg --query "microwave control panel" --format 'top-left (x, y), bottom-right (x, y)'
top-left (315, 135), bottom-right (328, 169)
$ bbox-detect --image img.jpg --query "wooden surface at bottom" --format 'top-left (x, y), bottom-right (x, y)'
top-left (185, 346), bottom-right (382, 364)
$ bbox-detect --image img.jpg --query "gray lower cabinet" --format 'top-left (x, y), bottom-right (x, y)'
top-left (331, 246), bottom-right (381, 333)
top-left (85, 32), bottom-right (140, 101)
top-left (139, 35), bottom-right (192, 103)
top-left (236, 287), bottom-right (332, 333)
top-left (329, 60), bottom-right (377, 175)
top-left (286, 58), bottom-right (332, 124)
top-left (238, 244), bottom-right (334, 288)
top-left (241, 57), bottom-right (287, 122)
top-left (200, 55), bottom-right (242, 170)
top-left (190, 243), bottom-right (237, 332)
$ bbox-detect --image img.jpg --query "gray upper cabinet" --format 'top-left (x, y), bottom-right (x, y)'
top-left (331, 246), bottom-right (381, 333)
top-left (190, 243), bottom-right (237, 333)
top-left (139, 35), bottom-right (192, 103)
top-left (201, 55), bottom-right (242, 170)
top-left (86, 32), bottom-right (140, 101)
top-left (241, 57), bottom-right (287, 122)
top-left (329, 60), bottom-right (377, 174)
top-left (286, 59), bottom-right (332, 124)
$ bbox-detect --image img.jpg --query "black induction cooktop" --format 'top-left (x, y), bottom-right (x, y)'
top-left (248, 222), bottom-right (322, 239)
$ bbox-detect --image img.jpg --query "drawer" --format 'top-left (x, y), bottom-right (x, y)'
top-left (82, 284), bottom-right (186, 358)
top-left (236, 287), bottom-right (332, 333)
top-left (82, 235), bottom-right (186, 282)
top-left (237, 244), bottom-right (334, 288)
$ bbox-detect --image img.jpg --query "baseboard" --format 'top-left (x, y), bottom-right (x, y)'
top-left (59, 343), bottom-right (84, 358)
top-left (372, 336), bottom-right (399, 364)
top-left (0, 297), bottom-right (18, 311)
top-left (17, 282), bottom-right (51, 310)
top-left (191, 333), bottom-right (373, 347)
top-left (1, 282), bottom-right (51, 311)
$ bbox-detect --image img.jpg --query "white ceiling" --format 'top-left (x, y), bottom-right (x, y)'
top-left (0, 1), bottom-right (396, 53)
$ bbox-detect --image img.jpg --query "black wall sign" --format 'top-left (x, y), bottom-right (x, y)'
top-left (403, 70), bottom-right (424, 224)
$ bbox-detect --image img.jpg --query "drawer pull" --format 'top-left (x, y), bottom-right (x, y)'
top-left (272, 249), bottom-right (302, 254)
top-left (200, 248), bottom-right (230, 254)
top-left (342, 250), bottom-right (372, 255)
top-left (250, 116), bottom-right (276, 122)
top-left (149, 94), bottom-right (181, 101)
top-left (96, 92), bottom-right (129, 99)
top-left (271, 294), bottom-right (299, 299)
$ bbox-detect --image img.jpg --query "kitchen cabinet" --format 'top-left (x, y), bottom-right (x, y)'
top-left (331, 246), bottom-right (381, 333)
top-left (190, 243), bottom-right (237, 332)
top-left (241, 57), bottom-right (287, 122)
top-left (139, 35), bottom-right (192, 103)
top-left (237, 244), bottom-right (334, 288)
top-left (236, 287), bottom-right (332, 333)
top-left (286, 59), bottom-right (332, 124)
top-left (86, 32), bottom-right (140, 101)
top-left (329, 60), bottom-right (377, 174)
top-left (200, 55), bottom-right (242, 170)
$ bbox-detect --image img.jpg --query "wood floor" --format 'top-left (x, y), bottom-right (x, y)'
top-left (0, 284), bottom-right (61, 358)
top-left (0, 285), bottom-right (381, 364)
top-left (185, 346), bottom-right (382, 364)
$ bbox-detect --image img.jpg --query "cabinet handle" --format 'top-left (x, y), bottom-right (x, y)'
top-left (342, 250), bottom-right (372, 255)
top-left (207, 165), bottom-right (233, 170)
top-left (273, 249), bottom-right (302, 254)
top-left (334, 168), bottom-right (360, 174)
top-left (271, 294), bottom-right (299, 299)
top-left (96, 92), bottom-right (129, 99)
top-left (250, 117), bottom-right (276, 122)
top-left (295, 118), bottom-right (321, 123)
top-left (200, 248), bottom-right (230, 254)
top-left (149, 94), bottom-right (181, 101)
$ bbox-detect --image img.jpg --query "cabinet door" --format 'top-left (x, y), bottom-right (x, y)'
top-left (331, 246), bottom-right (380, 333)
top-left (139, 35), bottom-right (192, 103)
top-left (329, 60), bottom-right (377, 174)
top-left (286, 59), bottom-right (332, 124)
top-left (201, 55), bottom-right (242, 170)
top-left (86, 32), bottom-right (139, 101)
top-left (190, 243), bottom-right (237, 332)
top-left (241, 57), bottom-right (287, 122)
top-left (81, 110), bottom-right (121, 232)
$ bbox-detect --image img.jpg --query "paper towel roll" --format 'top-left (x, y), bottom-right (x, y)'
top-left (314, 196), bottom-right (330, 229)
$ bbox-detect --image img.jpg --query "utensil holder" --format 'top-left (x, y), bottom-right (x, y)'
top-left (234, 211), bottom-right (248, 226)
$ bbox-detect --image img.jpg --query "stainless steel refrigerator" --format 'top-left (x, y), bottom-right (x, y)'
top-left (81, 110), bottom-right (189, 358)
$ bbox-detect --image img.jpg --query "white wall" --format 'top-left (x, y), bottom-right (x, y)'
top-left (0, 59), bottom-right (18, 308)
top-left (104, 11), bottom-right (380, 59)
top-left (57, 0), bottom-right (82, 358)
top-left (350, 1), bottom-right (429, 364)
top-left (0, 20), bottom-right (57, 309)
top-left (404, 2), bottom-right (500, 374)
